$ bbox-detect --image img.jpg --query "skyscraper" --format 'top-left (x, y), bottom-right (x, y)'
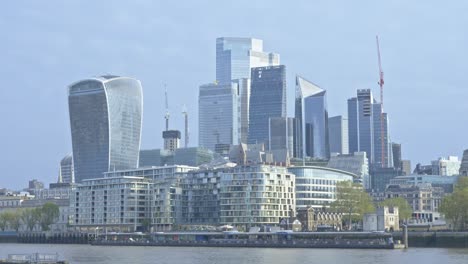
top-left (216, 37), bottom-right (279, 143)
top-left (216, 37), bottom-right (280, 84)
top-left (68, 75), bottom-right (143, 182)
top-left (248, 65), bottom-right (286, 146)
top-left (328, 116), bottom-right (349, 155)
top-left (198, 82), bottom-right (239, 150)
top-left (268, 117), bottom-right (294, 158)
top-left (347, 89), bottom-right (392, 168)
top-left (391, 143), bottom-right (402, 171)
top-left (295, 76), bottom-right (330, 159)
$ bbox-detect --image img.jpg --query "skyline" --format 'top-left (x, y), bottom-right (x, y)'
top-left (1, 1), bottom-right (468, 188)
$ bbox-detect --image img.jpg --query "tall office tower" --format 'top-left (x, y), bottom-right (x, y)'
top-left (294, 76), bottom-right (330, 159)
top-left (216, 37), bottom-right (280, 143)
top-left (58, 153), bottom-right (74, 184)
top-left (268, 117), bottom-right (295, 158)
top-left (373, 103), bottom-right (392, 168)
top-left (392, 143), bottom-right (402, 171)
top-left (234, 78), bottom-right (251, 144)
top-left (216, 37), bottom-right (280, 84)
top-left (328, 116), bottom-right (349, 155)
top-left (248, 65), bottom-right (286, 146)
top-left (198, 82), bottom-right (239, 151)
top-left (68, 75), bottom-right (143, 182)
top-left (348, 89), bottom-right (374, 163)
top-left (459, 149), bottom-right (468, 176)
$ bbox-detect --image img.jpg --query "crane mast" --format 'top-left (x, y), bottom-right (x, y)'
top-left (164, 84), bottom-right (169, 131)
top-left (376, 36), bottom-right (385, 167)
top-left (182, 105), bottom-right (189, 148)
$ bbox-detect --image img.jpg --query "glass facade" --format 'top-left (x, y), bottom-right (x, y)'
top-left (288, 166), bottom-right (354, 209)
top-left (295, 76), bottom-right (329, 159)
top-left (248, 65), bottom-right (286, 146)
top-left (68, 76), bottom-right (143, 183)
top-left (347, 89), bottom-right (392, 168)
top-left (328, 116), bottom-right (349, 155)
top-left (198, 82), bottom-right (239, 151)
top-left (216, 37), bottom-right (279, 84)
top-left (268, 117), bottom-right (294, 158)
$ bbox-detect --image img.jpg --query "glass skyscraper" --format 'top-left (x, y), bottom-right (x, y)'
top-left (347, 89), bottom-right (392, 168)
top-left (215, 37), bottom-right (280, 144)
top-left (248, 65), bottom-right (286, 146)
top-left (328, 115), bottom-right (349, 155)
top-left (68, 75), bottom-right (143, 182)
top-left (295, 76), bottom-right (330, 159)
top-left (198, 82), bottom-right (239, 150)
top-left (216, 37), bottom-right (279, 84)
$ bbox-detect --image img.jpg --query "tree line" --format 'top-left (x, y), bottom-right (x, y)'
top-left (330, 181), bottom-right (413, 230)
top-left (0, 203), bottom-right (60, 232)
top-left (439, 177), bottom-right (468, 231)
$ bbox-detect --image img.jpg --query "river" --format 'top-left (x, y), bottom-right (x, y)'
top-left (0, 244), bottom-right (467, 264)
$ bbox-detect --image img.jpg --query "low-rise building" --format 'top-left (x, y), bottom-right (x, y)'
top-left (219, 165), bottom-right (295, 229)
top-left (327, 152), bottom-right (369, 188)
top-left (70, 176), bottom-right (153, 232)
top-left (288, 166), bottom-right (355, 209)
top-left (363, 206), bottom-right (399, 232)
top-left (296, 207), bottom-right (343, 231)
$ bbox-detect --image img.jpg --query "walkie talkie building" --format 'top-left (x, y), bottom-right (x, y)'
top-left (68, 75), bottom-right (143, 183)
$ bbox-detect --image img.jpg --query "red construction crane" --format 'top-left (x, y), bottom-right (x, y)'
top-left (376, 35), bottom-right (385, 167)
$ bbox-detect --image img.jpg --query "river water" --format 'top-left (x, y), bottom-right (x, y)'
top-left (0, 244), bottom-right (467, 264)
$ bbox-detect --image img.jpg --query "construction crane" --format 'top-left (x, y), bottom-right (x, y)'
top-left (376, 35), bottom-right (385, 167)
top-left (164, 84), bottom-right (170, 131)
top-left (182, 105), bottom-right (189, 148)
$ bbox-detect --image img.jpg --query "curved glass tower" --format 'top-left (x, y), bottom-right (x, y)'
top-left (295, 76), bottom-right (330, 159)
top-left (68, 75), bottom-right (143, 182)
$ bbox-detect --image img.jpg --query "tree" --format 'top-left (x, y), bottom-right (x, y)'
top-left (380, 197), bottom-right (413, 221)
top-left (6, 210), bottom-right (21, 232)
top-left (0, 213), bottom-right (8, 231)
top-left (331, 181), bottom-right (375, 230)
top-left (440, 177), bottom-right (468, 231)
top-left (21, 208), bottom-right (41, 231)
top-left (38, 203), bottom-right (60, 231)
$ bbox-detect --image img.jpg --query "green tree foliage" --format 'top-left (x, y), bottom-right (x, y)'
top-left (0, 213), bottom-right (8, 231)
top-left (380, 197), bottom-right (413, 221)
top-left (21, 208), bottom-right (41, 231)
top-left (6, 210), bottom-right (21, 232)
top-left (440, 177), bottom-right (468, 231)
top-left (331, 181), bottom-right (375, 229)
top-left (38, 203), bottom-right (60, 231)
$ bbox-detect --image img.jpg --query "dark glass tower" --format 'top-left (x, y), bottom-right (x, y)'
top-left (68, 76), bottom-right (143, 182)
top-left (248, 65), bottom-right (286, 146)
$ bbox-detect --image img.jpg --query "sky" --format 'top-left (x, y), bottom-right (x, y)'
top-left (1, 0), bottom-right (467, 189)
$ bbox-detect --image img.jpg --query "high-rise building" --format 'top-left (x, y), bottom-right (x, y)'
top-left (198, 82), bottom-right (239, 151)
top-left (215, 38), bottom-right (280, 144)
top-left (268, 117), bottom-right (294, 158)
top-left (295, 76), bottom-right (329, 159)
top-left (347, 89), bottom-right (392, 167)
top-left (68, 76), bottom-right (143, 182)
top-left (431, 156), bottom-right (461, 176)
top-left (248, 65), bottom-right (286, 146)
top-left (401, 160), bottom-right (412, 176)
top-left (216, 37), bottom-right (280, 84)
top-left (58, 153), bottom-right (74, 184)
top-left (328, 116), bottom-right (349, 155)
top-left (392, 143), bottom-right (402, 171)
top-left (373, 103), bottom-right (392, 168)
top-left (460, 149), bottom-right (468, 176)
top-left (162, 130), bottom-right (181, 152)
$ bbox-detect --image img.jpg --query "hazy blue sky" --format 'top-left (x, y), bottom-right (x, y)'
top-left (1, 1), bottom-right (467, 189)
